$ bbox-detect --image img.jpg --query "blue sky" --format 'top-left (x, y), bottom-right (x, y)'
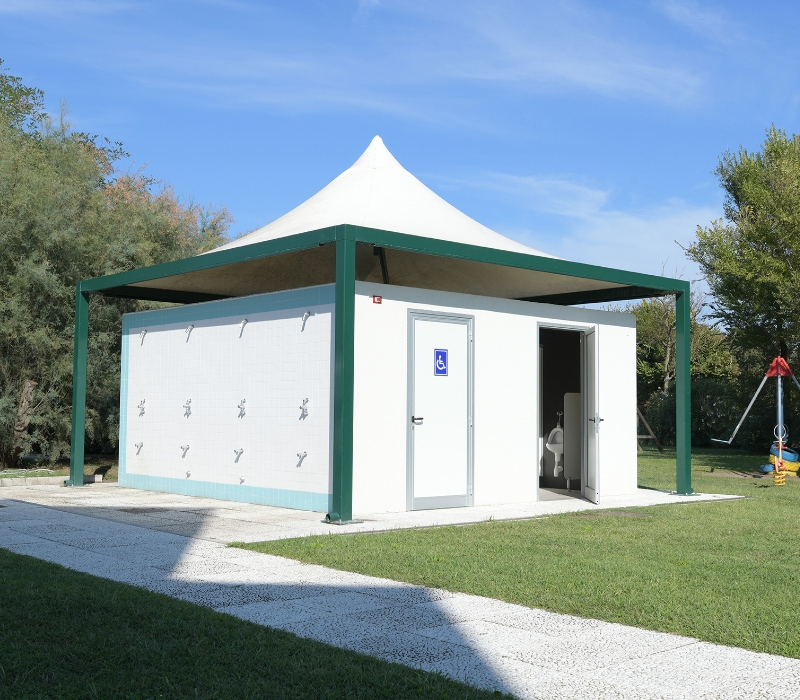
top-left (1, 0), bottom-right (799, 283)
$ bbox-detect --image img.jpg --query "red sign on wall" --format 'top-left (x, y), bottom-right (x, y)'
top-left (373, 295), bottom-right (382, 304)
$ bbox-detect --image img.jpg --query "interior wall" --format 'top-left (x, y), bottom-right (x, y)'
top-left (119, 285), bottom-right (335, 511)
top-left (539, 329), bottom-right (581, 489)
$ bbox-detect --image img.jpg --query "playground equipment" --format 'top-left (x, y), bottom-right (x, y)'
top-left (713, 357), bottom-right (800, 486)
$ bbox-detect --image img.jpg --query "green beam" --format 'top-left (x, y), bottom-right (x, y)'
top-left (518, 286), bottom-right (669, 306)
top-left (66, 287), bottom-right (90, 486)
top-left (330, 225), bottom-right (356, 522)
top-left (675, 288), bottom-right (693, 494)
top-left (80, 227), bottom-right (338, 293)
top-left (77, 224), bottom-right (686, 301)
top-left (350, 226), bottom-right (687, 296)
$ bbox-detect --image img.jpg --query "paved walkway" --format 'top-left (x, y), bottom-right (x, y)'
top-left (0, 482), bottom-right (740, 542)
top-left (2, 486), bottom-right (798, 699)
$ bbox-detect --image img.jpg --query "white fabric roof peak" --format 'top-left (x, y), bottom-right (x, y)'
top-left (214, 136), bottom-right (551, 257)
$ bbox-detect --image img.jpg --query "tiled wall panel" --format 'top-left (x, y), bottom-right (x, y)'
top-left (119, 285), bottom-right (334, 511)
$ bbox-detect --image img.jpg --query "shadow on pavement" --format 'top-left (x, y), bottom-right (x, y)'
top-left (0, 496), bottom-right (511, 695)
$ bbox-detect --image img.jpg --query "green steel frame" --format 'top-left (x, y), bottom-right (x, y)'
top-left (66, 224), bottom-right (693, 514)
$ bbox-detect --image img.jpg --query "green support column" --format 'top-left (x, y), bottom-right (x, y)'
top-left (675, 288), bottom-right (693, 494)
top-left (66, 286), bottom-right (90, 486)
top-left (329, 226), bottom-right (356, 521)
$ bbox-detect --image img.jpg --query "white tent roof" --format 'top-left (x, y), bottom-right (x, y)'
top-left (124, 136), bottom-right (638, 302)
top-left (214, 136), bottom-right (552, 258)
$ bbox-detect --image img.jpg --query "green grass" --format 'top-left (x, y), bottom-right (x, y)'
top-left (2, 455), bottom-right (118, 481)
top-left (236, 448), bottom-right (800, 659)
top-left (0, 548), bottom-right (506, 699)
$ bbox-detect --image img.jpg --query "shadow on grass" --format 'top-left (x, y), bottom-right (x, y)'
top-left (0, 497), bottom-right (509, 698)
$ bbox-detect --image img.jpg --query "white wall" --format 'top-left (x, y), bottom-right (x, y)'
top-left (120, 286), bottom-right (334, 511)
top-left (352, 281), bottom-right (637, 514)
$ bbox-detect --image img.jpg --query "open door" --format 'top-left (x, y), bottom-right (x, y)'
top-left (584, 327), bottom-right (600, 503)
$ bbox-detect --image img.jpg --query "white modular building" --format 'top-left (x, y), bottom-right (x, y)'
top-left (68, 137), bottom-right (694, 518)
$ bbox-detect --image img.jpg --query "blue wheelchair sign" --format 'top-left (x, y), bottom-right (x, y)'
top-left (434, 349), bottom-right (448, 376)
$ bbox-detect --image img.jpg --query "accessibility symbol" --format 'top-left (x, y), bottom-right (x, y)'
top-left (434, 349), bottom-right (448, 376)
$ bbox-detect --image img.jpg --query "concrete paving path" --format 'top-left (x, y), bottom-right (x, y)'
top-left (0, 482), bottom-right (740, 543)
top-left (2, 486), bottom-right (798, 699)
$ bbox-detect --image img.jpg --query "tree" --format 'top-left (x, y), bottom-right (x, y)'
top-left (625, 293), bottom-right (739, 445)
top-left (0, 62), bottom-right (232, 468)
top-left (0, 58), bottom-right (46, 131)
top-left (627, 293), bottom-right (738, 400)
top-left (686, 126), bottom-right (800, 362)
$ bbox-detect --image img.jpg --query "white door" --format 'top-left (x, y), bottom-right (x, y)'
top-left (584, 327), bottom-right (600, 503)
top-left (408, 313), bottom-right (472, 510)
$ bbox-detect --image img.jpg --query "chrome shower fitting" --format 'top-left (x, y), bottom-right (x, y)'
top-left (238, 399), bottom-right (246, 418)
top-left (185, 325), bottom-right (194, 341)
top-left (239, 319), bottom-right (248, 337)
top-left (138, 399), bottom-right (146, 416)
top-left (134, 442), bottom-right (143, 455)
top-left (299, 398), bottom-right (309, 420)
top-left (181, 445), bottom-right (190, 458)
top-left (186, 470), bottom-right (191, 478)
top-left (183, 399), bottom-right (192, 418)
top-left (301, 311), bottom-right (311, 331)
top-left (239, 476), bottom-right (245, 484)
top-left (234, 448), bottom-right (244, 463)
top-left (139, 330), bottom-right (147, 345)
top-left (296, 451), bottom-right (307, 467)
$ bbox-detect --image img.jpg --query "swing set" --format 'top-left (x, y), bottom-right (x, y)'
top-left (713, 357), bottom-right (800, 485)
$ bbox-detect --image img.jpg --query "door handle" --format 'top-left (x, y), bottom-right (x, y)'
top-left (411, 416), bottom-right (424, 425)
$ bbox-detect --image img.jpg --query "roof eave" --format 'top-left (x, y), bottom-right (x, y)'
top-left (80, 224), bottom-right (688, 304)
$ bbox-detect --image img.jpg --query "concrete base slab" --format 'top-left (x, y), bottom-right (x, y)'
top-left (0, 482), bottom-right (741, 543)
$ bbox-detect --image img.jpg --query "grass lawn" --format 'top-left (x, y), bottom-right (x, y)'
top-left (0, 548), bottom-right (506, 699)
top-left (236, 448), bottom-right (800, 659)
top-left (1, 455), bottom-right (118, 481)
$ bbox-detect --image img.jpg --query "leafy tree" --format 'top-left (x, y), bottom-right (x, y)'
top-left (0, 58), bottom-right (46, 131)
top-left (0, 62), bottom-right (231, 468)
top-left (686, 126), bottom-right (800, 447)
top-left (627, 293), bottom-right (738, 400)
top-left (625, 293), bottom-right (739, 445)
top-left (686, 126), bottom-right (800, 362)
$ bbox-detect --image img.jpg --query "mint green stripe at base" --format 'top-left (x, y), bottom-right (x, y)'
top-left (119, 473), bottom-right (332, 512)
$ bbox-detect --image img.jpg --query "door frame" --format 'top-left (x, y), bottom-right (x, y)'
top-left (537, 322), bottom-right (599, 503)
top-left (583, 326), bottom-right (599, 503)
top-left (407, 310), bottom-right (475, 511)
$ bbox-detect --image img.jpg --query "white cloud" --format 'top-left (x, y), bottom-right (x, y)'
top-left (435, 170), bottom-right (716, 281)
top-left (34, 0), bottom-right (707, 123)
top-left (416, 1), bottom-right (703, 103)
top-left (653, 0), bottom-right (742, 44)
top-left (465, 173), bottom-right (610, 219)
top-left (540, 204), bottom-right (715, 280)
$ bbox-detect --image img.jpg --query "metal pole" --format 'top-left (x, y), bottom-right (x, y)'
top-left (675, 289), bottom-right (693, 494)
top-left (777, 373), bottom-right (784, 463)
top-left (711, 374), bottom-right (769, 445)
top-left (329, 226), bottom-right (356, 522)
top-left (66, 286), bottom-right (90, 486)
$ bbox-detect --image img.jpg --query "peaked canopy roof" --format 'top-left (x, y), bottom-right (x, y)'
top-left (92, 137), bottom-right (682, 307)
top-left (215, 136), bottom-right (551, 258)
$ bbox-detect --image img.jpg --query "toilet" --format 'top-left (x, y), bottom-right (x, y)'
top-left (546, 412), bottom-right (564, 478)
